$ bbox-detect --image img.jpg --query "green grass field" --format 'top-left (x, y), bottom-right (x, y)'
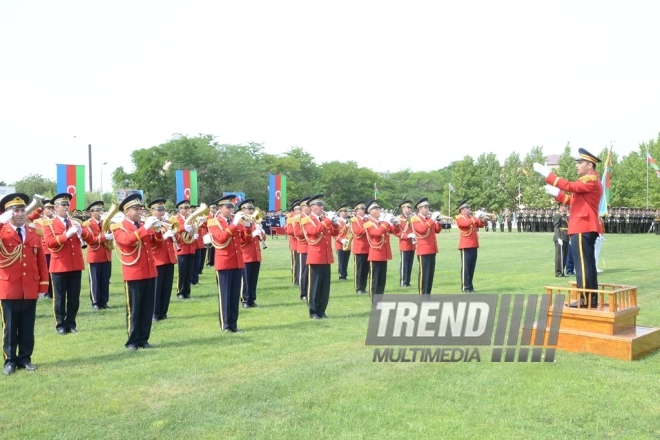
top-left (2, 230), bottom-right (660, 439)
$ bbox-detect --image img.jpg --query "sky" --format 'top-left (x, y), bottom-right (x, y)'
top-left (2, 0), bottom-right (660, 192)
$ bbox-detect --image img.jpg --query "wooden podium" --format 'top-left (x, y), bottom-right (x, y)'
top-left (530, 282), bottom-right (660, 360)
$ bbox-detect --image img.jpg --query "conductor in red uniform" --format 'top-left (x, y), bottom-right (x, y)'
top-left (206, 195), bottom-right (248, 332)
top-left (0, 193), bottom-right (49, 375)
top-left (455, 200), bottom-right (486, 293)
top-left (112, 194), bottom-right (158, 350)
top-left (302, 194), bottom-right (339, 319)
top-left (411, 198), bottom-right (442, 294)
top-left (363, 200), bottom-right (396, 300)
top-left (535, 148), bottom-right (603, 307)
top-left (84, 201), bottom-right (113, 310)
top-left (43, 193), bottom-right (91, 335)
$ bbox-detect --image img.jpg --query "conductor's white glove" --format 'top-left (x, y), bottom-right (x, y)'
top-left (0, 210), bottom-right (14, 224)
top-left (144, 216), bottom-right (156, 230)
top-left (184, 224), bottom-right (193, 233)
top-left (233, 212), bottom-right (245, 226)
top-left (533, 162), bottom-right (551, 178)
top-left (544, 184), bottom-right (560, 197)
top-left (104, 232), bottom-right (114, 241)
top-left (557, 238), bottom-right (563, 245)
top-left (65, 226), bottom-right (78, 238)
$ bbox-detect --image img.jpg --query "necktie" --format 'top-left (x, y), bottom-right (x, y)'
top-left (64, 218), bottom-right (70, 229)
top-left (134, 221), bottom-right (140, 229)
top-left (17, 227), bottom-right (23, 242)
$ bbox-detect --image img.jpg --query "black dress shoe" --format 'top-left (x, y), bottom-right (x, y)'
top-left (3, 364), bottom-right (16, 375)
top-left (320, 314), bottom-right (329, 318)
top-left (310, 314), bottom-right (322, 320)
top-left (356, 290), bottom-right (367, 294)
top-left (242, 303), bottom-right (250, 309)
top-left (44, 294), bottom-right (52, 299)
top-left (57, 328), bottom-right (69, 335)
top-left (103, 304), bottom-right (112, 309)
top-left (177, 294), bottom-right (185, 300)
top-left (92, 305), bottom-right (100, 310)
top-left (126, 345), bottom-right (138, 351)
top-left (233, 329), bottom-right (243, 334)
top-left (140, 343), bottom-right (155, 349)
top-left (69, 327), bottom-right (79, 333)
top-left (566, 272), bottom-right (575, 276)
top-left (249, 303), bottom-right (259, 308)
top-left (152, 318), bottom-right (159, 323)
top-left (556, 274), bottom-right (566, 278)
top-left (20, 363), bottom-right (37, 371)
top-left (223, 328), bottom-right (233, 332)
top-left (301, 296), bottom-right (307, 301)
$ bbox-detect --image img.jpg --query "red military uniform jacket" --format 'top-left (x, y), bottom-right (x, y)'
top-left (395, 215), bottom-right (416, 252)
top-left (151, 228), bottom-right (177, 266)
top-left (364, 219), bottom-right (395, 262)
top-left (208, 216), bottom-right (247, 270)
top-left (43, 216), bottom-right (91, 273)
top-left (411, 215), bottom-right (442, 256)
top-left (293, 214), bottom-right (308, 254)
top-left (456, 214), bottom-right (485, 249)
top-left (241, 223), bottom-right (263, 263)
top-left (195, 219), bottom-right (207, 250)
top-left (350, 216), bottom-right (369, 255)
top-left (176, 213), bottom-right (197, 255)
top-left (285, 212), bottom-right (298, 252)
top-left (33, 218), bottom-right (50, 256)
top-left (302, 215), bottom-right (337, 264)
top-left (547, 171), bottom-right (604, 235)
top-left (333, 218), bottom-right (350, 251)
top-left (83, 218), bottom-right (112, 263)
top-left (0, 222), bottom-right (49, 299)
top-left (112, 219), bottom-right (158, 281)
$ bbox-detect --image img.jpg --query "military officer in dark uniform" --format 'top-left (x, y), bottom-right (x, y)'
top-left (552, 204), bottom-right (569, 277)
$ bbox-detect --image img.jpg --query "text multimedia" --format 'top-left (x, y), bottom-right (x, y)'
top-left (372, 347), bottom-right (481, 363)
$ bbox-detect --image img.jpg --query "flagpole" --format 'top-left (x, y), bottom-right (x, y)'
top-left (647, 145), bottom-right (650, 209)
top-left (448, 183), bottom-right (451, 216)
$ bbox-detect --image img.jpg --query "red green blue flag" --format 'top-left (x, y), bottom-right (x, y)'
top-left (269, 174), bottom-right (287, 211)
top-left (647, 153), bottom-right (660, 178)
top-left (56, 164), bottom-right (86, 210)
top-left (175, 170), bottom-right (198, 205)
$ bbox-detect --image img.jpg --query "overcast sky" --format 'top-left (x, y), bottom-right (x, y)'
top-left (2, 0), bottom-right (659, 191)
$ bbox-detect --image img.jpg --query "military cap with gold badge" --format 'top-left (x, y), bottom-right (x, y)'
top-left (575, 148), bottom-right (601, 164)
top-left (308, 194), bottom-right (324, 206)
top-left (0, 193), bottom-right (30, 212)
top-left (415, 198), bottom-right (430, 210)
top-left (51, 192), bottom-right (73, 206)
top-left (119, 193), bottom-right (144, 212)
top-left (149, 199), bottom-right (167, 210)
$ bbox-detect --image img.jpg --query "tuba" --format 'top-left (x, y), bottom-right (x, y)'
top-left (25, 194), bottom-right (47, 217)
top-left (101, 200), bottom-right (119, 250)
top-left (181, 203), bottom-right (209, 244)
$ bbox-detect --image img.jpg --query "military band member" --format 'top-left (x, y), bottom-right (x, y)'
top-left (293, 197), bottom-right (311, 301)
top-left (363, 200), bottom-right (395, 300)
top-left (238, 199), bottom-right (265, 308)
top-left (411, 198), bottom-right (442, 294)
top-left (0, 194), bottom-right (49, 375)
top-left (207, 195), bottom-right (248, 332)
top-left (285, 199), bottom-right (301, 286)
top-left (535, 148), bottom-right (603, 308)
top-left (333, 205), bottom-right (351, 281)
top-left (302, 194), bottom-right (339, 319)
top-left (34, 198), bottom-right (55, 299)
top-left (43, 193), bottom-right (91, 335)
top-left (175, 200), bottom-right (196, 300)
top-left (395, 200), bottom-right (416, 287)
top-left (205, 203), bottom-right (217, 267)
top-left (350, 201), bottom-right (370, 294)
top-left (84, 201), bottom-right (113, 310)
top-left (112, 194), bottom-right (158, 350)
top-left (506, 209), bottom-right (513, 232)
top-left (192, 205), bottom-right (207, 284)
top-left (552, 204), bottom-right (569, 277)
top-left (455, 200), bottom-right (486, 293)
top-left (149, 199), bottom-right (178, 322)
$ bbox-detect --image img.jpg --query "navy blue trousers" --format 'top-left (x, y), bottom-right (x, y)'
top-left (154, 263), bottom-right (174, 320)
top-left (52, 271), bottom-right (81, 331)
top-left (217, 269), bottom-right (242, 331)
top-left (89, 261), bottom-right (111, 307)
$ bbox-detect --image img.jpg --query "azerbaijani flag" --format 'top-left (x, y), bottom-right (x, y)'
top-left (448, 183), bottom-right (455, 192)
top-left (647, 153), bottom-right (660, 178)
top-left (268, 174), bottom-right (287, 211)
top-left (598, 147), bottom-right (612, 217)
top-left (175, 170), bottom-right (198, 205)
top-left (56, 164), bottom-right (86, 210)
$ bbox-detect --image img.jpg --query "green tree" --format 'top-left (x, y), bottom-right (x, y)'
top-left (475, 152), bottom-right (504, 211)
top-left (450, 156), bottom-right (481, 209)
top-left (500, 152), bottom-right (523, 210)
top-left (13, 174), bottom-right (56, 198)
top-left (556, 144), bottom-right (578, 182)
top-left (521, 146), bottom-right (548, 208)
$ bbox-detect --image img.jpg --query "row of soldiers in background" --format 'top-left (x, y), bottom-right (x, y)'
top-left (602, 208), bottom-right (659, 234)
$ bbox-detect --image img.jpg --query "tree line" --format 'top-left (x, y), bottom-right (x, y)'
top-left (10, 133), bottom-right (660, 214)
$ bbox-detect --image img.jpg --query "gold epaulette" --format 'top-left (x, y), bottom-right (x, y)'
top-left (286, 218), bottom-right (293, 225)
top-left (363, 221), bottom-right (374, 229)
top-left (110, 224), bottom-right (122, 231)
top-left (82, 221), bottom-right (91, 227)
top-left (42, 219), bottom-right (53, 226)
top-left (578, 174), bottom-right (597, 183)
top-left (410, 215), bottom-right (421, 223)
top-left (299, 217), bottom-right (310, 226)
top-left (33, 218), bottom-right (43, 226)
top-left (207, 219), bottom-right (218, 227)
top-left (454, 215), bottom-right (461, 220)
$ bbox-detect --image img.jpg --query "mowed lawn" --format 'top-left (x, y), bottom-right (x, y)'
top-left (2, 230), bottom-right (660, 439)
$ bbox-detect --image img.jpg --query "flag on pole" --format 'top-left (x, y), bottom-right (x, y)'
top-left (598, 147), bottom-right (612, 216)
top-left (175, 170), bottom-right (198, 205)
top-left (647, 153), bottom-right (660, 178)
top-left (374, 183), bottom-right (380, 198)
top-left (268, 174), bottom-right (287, 211)
top-left (448, 183), bottom-right (455, 192)
top-left (56, 164), bottom-right (86, 210)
